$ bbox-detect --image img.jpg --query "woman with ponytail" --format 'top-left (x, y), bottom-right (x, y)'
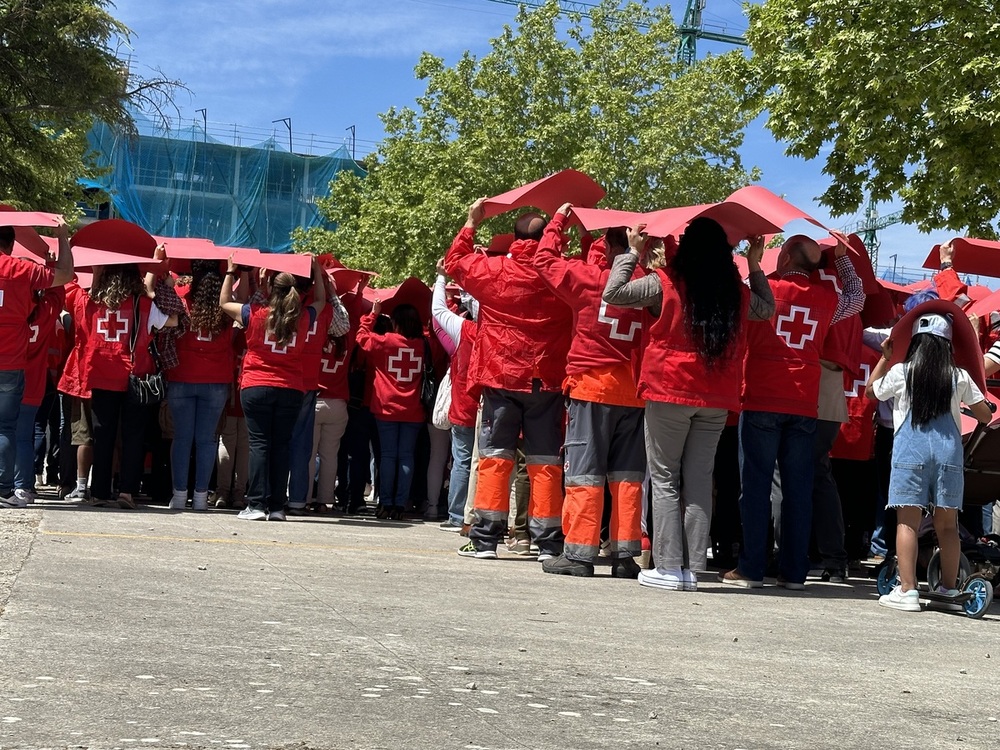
top-left (167, 260), bottom-right (234, 511)
top-left (220, 258), bottom-right (326, 521)
top-left (604, 217), bottom-right (774, 592)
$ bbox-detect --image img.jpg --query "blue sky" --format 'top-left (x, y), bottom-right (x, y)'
top-left (112, 0), bottom-right (953, 280)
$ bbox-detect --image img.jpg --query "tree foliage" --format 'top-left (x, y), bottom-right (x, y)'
top-left (743, 0), bottom-right (1000, 237)
top-left (0, 0), bottom-right (181, 215)
top-left (297, 0), bottom-right (758, 283)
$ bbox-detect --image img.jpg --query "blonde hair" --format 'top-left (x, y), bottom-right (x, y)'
top-left (266, 271), bottom-right (302, 346)
top-left (91, 264), bottom-right (144, 310)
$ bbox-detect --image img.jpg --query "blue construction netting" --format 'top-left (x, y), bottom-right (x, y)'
top-left (82, 115), bottom-right (366, 251)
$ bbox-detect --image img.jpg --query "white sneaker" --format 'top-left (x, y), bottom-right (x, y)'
top-left (638, 566), bottom-right (685, 591)
top-left (168, 491), bottom-right (187, 510)
top-left (237, 507), bottom-right (267, 521)
top-left (0, 494), bottom-right (27, 509)
top-left (682, 568), bottom-right (698, 592)
top-left (879, 585), bottom-right (921, 612)
top-left (192, 491), bottom-right (208, 512)
top-left (14, 489), bottom-right (35, 505)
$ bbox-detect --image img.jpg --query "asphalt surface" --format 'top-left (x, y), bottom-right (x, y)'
top-left (1, 494), bottom-right (999, 750)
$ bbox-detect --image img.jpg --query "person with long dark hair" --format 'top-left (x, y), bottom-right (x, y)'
top-left (867, 313), bottom-right (992, 611)
top-left (356, 301), bottom-right (427, 520)
top-left (167, 260), bottom-right (234, 511)
top-left (220, 259), bottom-right (326, 521)
top-left (604, 217), bottom-right (773, 591)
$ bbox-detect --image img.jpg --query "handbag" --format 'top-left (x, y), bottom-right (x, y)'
top-left (127, 295), bottom-right (167, 406)
top-left (420, 337), bottom-right (437, 417)
top-left (432, 367), bottom-right (453, 430)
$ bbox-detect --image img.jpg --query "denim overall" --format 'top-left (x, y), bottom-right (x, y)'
top-left (887, 404), bottom-right (964, 512)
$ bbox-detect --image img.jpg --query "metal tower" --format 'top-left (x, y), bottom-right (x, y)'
top-left (677, 0), bottom-right (747, 66)
top-left (841, 197), bottom-right (904, 270)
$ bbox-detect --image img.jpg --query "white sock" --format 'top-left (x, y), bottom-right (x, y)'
top-left (76, 477), bottom-right (87, 490)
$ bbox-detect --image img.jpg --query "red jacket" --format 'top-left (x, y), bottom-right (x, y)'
top-left (170, 287), bottom-right (234, 385)
top-left (445, 225), bottom-right (572, 393)
top-left (531, 214), bottom-right (644, 383)
top-left (448, 319), bottom-right (480, 428)
top-left (640, 268), bottom-right (749, 412)
top-left (831, 346), bottom-right (881, 461)
top-left (355, 313), bottom-right (425, 423)
top-left (240, 303), bottom-right (312, 392)
top-left (742, 274), bottom-right (839, 418)
top-left (23, 288), bottom-right (65, 406)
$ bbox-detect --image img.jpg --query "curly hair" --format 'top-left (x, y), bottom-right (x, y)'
top-left (266, 271), bottom-right (303, 347)
top-left (669, 217), bottom-right (743, 368)
top-left (91, 264), bottom-right (144, 310)
top-left (188, 260), bottom-right (227, 336)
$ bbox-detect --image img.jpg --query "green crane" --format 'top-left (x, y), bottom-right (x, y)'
top-left (841, 198), bottom-right (904, 271)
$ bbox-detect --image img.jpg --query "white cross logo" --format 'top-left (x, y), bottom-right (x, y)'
top-left (775, 305), bottom-right (818, 350)
top-left (305, 319), bottom-right (318, 343)
top-left (598, 301), bottom-right (641, 342)
top-left (195, 329), bottom-right (214, 342)
top-left (388, 347), bottom-right (422, 383)
top-left (28, 324), bottom-right (39, 344)
top-left (96, 310), bottom-right (129, 343)
top-left (844, 362), bottom-right (871, 398)
top-left (321, 352), bottom-right (345, 374)
top-left (818, 269), bottom-right (842, 294)
top-left (0, 289), bottom-right (5, 307)
top-left (264, 330), bottom-right (296, 354)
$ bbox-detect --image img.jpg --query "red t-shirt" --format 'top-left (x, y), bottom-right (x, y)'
top-left (240, 302), bottom-right (314, 392)
top-left (301, 304), bottom-right (334, 392)
top-left (170, 288), bottom-right (235, 384)
top-left (0, 253), bottom-right (55, 370)
top-left (23, 288), bottom-right (65, 406)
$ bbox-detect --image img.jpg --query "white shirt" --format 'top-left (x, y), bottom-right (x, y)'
top-left (872, 363), bottom-right (985, 433)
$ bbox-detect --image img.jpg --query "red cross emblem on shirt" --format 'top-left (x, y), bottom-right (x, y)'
top-left (28, 324), bottom-right (39, 344)
top-left (305, 319), bottom-right (318, 343)
top-left (597, 301), bottom-right (641, 342)
top-left (264, 330), bottom-right (296, 354)
top-left (96, 309), bottom-right (130, 343)
top-left (844, 362), bottom-right (871, 398)
top-left (322, 353), bottom-right (346, 374)
top-left (388, 347), bottom-right (422, 383)
top-left (775, 305), bottom-right (818, 350)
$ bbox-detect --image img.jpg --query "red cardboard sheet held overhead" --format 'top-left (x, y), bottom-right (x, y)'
top-left (0, 208), bottom-right (63, 227)
top-left (71, 219), bottom-right (157, 258)
top-left (818, 233), bottom-right (882, 295)
top-left (641, 204), bottom-right (714, 239)
top-left (72, 245), bottom-right (159, 269)
top-left (922, 238), bottom-right (1000, 278)
top-left (965, 288), bottom-right (1000, 319)
top-left (231, 249), bottom-right (312, 278)
top-left (379, 276), bottom-right (433, 324)
top-left (482, 169), bottom-right (605, 220)
top-left (571, 207), bottom-right (646, 232)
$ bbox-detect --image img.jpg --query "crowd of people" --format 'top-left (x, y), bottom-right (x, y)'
top-left (1, 196), bottom-right (998, 613)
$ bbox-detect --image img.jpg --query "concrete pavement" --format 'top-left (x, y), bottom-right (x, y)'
top-left (1, 496), bottom-right (998, 750)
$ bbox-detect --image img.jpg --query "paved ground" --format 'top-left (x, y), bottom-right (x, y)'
top-left (1, 494), bottom-right (999, 750)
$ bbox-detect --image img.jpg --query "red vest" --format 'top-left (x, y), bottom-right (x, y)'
top-left (816, 269), bottom-right (862, 375)
top-left (301, 304), bottom-right (333, 392)
top-left (832, 346), bottom-right (881, 461)
top-left (0, 253), bottom-right (54, 370)
top-left (80, 293), bottom-right (157, 393)
top-left (742, 275), bottom-right (839, 418)
top-left (318, 336), bottom-right (353, 401)
top-left (23, 289), bottom-right (63, 406)
top-left (356, 314), bottom-right (425, 423)
top-left (448, 319), bottom-right (481, 428)
top-left (639, 269), bottom-right (749, 412)
top-left (240, 303), bottom-right (311, 392)
top-left (170, 291), bottom-right (235, 385)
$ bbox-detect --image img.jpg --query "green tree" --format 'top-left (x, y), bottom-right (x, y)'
top-left (743, 0), bottom-right (1000, 237)
top-left (0, 0), bottom-right (181, 216)
top-left (297, 0), bottom-right (758, 283)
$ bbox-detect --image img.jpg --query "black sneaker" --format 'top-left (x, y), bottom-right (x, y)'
top-left (611, 557), bottom-right (642, 579)
top-left (821, 568), bottom-right (847, 583)
top-left (541, 554), bottom-right (594, 577)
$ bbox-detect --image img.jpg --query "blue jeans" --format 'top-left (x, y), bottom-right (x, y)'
top-left (0, 370), bottom-right (26, 497)
top-left (447, 424), bottom-right (476, 525)
top-left (14, 402), bottom-right (39, 491)
top-left (168, 382), bottom-right (230, 493)
top-left (739, 410), bottom-right (816, 584)
top-left (287, 390), bottom-right (319, 508)
top-left (375, 419), bottom-right (423, 508)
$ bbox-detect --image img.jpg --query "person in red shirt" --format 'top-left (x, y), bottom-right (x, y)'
top-left (445, 199), bottom-right (574, 561)
top-left (69, 251), bottom-right (181, 509)
top-left (530, 204), bottom-right (646, 579)
top-left (356, 300), bottom-right (427, 520)
top-left (220, 258), bottom-right (326, 521)
top-left (605, 219), bottom-right (774, 591)
top-left (167, 260), bottom-right (235, 511)
top-left (1, 222), bottom-right (73, 508)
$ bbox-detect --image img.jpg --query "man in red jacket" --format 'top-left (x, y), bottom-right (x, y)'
top-left (530, 204), bottom-right (644, 578)
top-left (445, 198), bottom-right (573, 560)
top-left (723, 232), bottom-right (864, 589)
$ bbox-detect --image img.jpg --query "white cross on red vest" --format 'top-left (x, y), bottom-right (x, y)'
top-left (388, 347), bottom-right (421, 383)
top-left (844, 362), bottom-right (871, 398)
top-left (28, 323), bottom-right (39, 344)
top-left (264, 330), bottom-right (296, 354)
top-left (775, 305), bottom-right (818, 350)
top-left (597, 301), bottom-right (641, 342)
top-left (96, 309), bottom-right (129, 343)
top-left (321, 353), bottom-right (345, 374)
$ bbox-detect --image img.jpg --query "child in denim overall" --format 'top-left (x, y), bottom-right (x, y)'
top-left (866, 313), bottom-right (992, 612)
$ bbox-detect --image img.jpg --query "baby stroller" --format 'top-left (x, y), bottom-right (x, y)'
top-left (874, 416), bottom-right (1000, 619)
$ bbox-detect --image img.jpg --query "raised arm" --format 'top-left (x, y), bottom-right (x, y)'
top-left (432, 258), bottom-right (464, 349)
top-left (220, 257), bottom-right (246, 323)
top-left (602, 225), bottom-right (662, 311)
top-left (50, 222), bottom-right (74, 287)
top-left (531, 204), bottom-right (596, 301)
top-left (829, 232), bottom-right (865, 324)
top-left (745, 235), bottom-right (776, 321)
top-left (444, 198), bottom-right (489, 295)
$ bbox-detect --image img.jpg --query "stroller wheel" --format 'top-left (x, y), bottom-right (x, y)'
top-left (927, 550), bottom-right (972, 591)
top-left (961, 575), bottom-right (994, 619)
top-left (875, 559), bottom-right (899, 596)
